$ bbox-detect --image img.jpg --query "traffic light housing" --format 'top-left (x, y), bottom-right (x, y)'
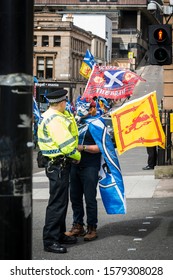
top-left (148, 24), bottom-right (172, 65)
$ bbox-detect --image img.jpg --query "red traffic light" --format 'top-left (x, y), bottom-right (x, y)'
top-left (154, 28), bottom-right (167, 43)
top-left (149, 24), bottom-right (172, 45)
top-left (148, 24), bottom-right (172, 65)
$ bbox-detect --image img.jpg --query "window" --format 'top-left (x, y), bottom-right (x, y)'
top-left (46, 57), bottom-right (53, 79)
top-left (96, 41), bottom-right (98, 57)
top-left (42, 36), bottom-right (49, 47)
top-left (54, 36), bottom-right (61, 47)
top-left (33, 35), bottom-right (37, 46)
top-left (37, 57), bottom-right (44, 79)
top-left (37, 56), bottom-right (53, 79)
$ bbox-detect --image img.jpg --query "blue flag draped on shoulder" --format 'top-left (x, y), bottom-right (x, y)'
top-left (80, 49), bottom-right (96, 79)
top-left (78, 115), bottom-right (126, 214)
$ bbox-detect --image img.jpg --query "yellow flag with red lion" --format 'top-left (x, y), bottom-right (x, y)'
top-left (111, 91), bottom-right (165, 155)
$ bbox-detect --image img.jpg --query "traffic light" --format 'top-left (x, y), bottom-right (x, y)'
top-left (148, 24), bottom-right (172, 65)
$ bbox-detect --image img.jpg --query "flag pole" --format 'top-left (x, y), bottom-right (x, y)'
top-left (0, 0), bottom-right (34, 259)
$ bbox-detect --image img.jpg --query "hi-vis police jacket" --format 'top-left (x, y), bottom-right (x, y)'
top-left (37, 108), bottom-right (81, 161)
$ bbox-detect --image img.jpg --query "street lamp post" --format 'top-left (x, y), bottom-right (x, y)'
top-left (0, 1), bottom-right (34, 259)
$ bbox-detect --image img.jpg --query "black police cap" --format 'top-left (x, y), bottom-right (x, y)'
top-left (47, 89), bottom-right (68, 103)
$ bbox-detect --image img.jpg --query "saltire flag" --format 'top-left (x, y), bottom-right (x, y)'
top-left (33, 76), bottom-right (38, 83)
top-left (65, 99), bottom-right (75, 114)
top-left (82, 64), bottom-right (145, 100)
top-left (33, 97), bottom-right (41, 123)
top-left (78, 113), bottom-right (126, 214)
top-left (44, 89), bottom-right (49, 104)
top-left (80, 49), bottom-right (96, 79)
top-left (111, 91), bottom-right (165, 155)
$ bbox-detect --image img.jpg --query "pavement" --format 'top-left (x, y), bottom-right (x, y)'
top-left (33, 169), bottom-right (173, 201)
top-left (32, 148), bottom-right (173, 260)
top-left (32, 143), bottom-right (173, 201)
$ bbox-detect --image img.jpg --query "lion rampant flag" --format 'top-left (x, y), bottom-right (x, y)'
top-left (111, 91), bottom-right (165, 155)
top-left (79, 49), bottom-right (96, 79)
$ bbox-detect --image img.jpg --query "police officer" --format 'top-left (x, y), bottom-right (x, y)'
top-left (37, 89), bottom-right (81, 254)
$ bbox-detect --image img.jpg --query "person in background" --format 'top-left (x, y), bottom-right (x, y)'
top-left (37, 89), bottom-right (81, 254)
top-left (143, 100), bottom-right (162, 170)
top-left (142, 146), bottom-right (157, 170)
top-left (98, 97), bottom-right (110, 115)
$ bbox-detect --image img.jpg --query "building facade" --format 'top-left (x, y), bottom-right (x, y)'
top-left (34, 11), bottom-right (105, 107)
top-left (34, 0), bottom-right (163, 69)
top-left (34, 0), bottom-right (173, 110)
top-left (65, 14), bottom-right (112, 64)
top-left (162, 0), bottom-right (173, 110)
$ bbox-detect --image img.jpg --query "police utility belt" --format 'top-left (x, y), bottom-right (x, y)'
top-left (37, 150), bottom-right (71, 168)
top-left (50, 155), bottom-right (71, 166)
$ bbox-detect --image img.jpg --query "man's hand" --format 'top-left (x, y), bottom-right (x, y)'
top-left (78, 145), bottom-right (84, 152)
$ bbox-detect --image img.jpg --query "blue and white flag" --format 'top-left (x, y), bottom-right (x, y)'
top-left (33, 97), bottom-right (41, 123)
top-left (33, 76), bottom-right (38, 84)
top-left (84, 49), bottom-right (96, 69)
top-left (44, 89), bottom-right (49, 104)
top-left (76, 97), bottom-right (91, 117)
top-left (78, 115), bottom-right (126, 214)
top-left (65, 99), bottom-right (75, 114)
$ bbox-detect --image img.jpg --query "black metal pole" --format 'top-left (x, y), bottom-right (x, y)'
top-left (0, 0), bottom-right (34, 259)
top-left (157, 109), bottom-right (166, 166)
top-left (166, 111), bottom-right (172, 165)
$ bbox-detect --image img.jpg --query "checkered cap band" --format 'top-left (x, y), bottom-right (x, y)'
top-left (48, 96), bottom-right (66, 104)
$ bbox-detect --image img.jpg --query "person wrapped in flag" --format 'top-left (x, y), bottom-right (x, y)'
top-left (66, 98), bottom-right (126, 242)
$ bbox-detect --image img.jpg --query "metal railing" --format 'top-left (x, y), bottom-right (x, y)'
top-left (158, 109), bottom-right (173, 165)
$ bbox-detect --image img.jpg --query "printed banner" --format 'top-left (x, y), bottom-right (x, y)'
top-left (82, 65), bottom-right (145, 100)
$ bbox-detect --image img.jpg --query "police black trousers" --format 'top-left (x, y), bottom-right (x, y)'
top-left (43, 163), bottom-right (71, 246)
